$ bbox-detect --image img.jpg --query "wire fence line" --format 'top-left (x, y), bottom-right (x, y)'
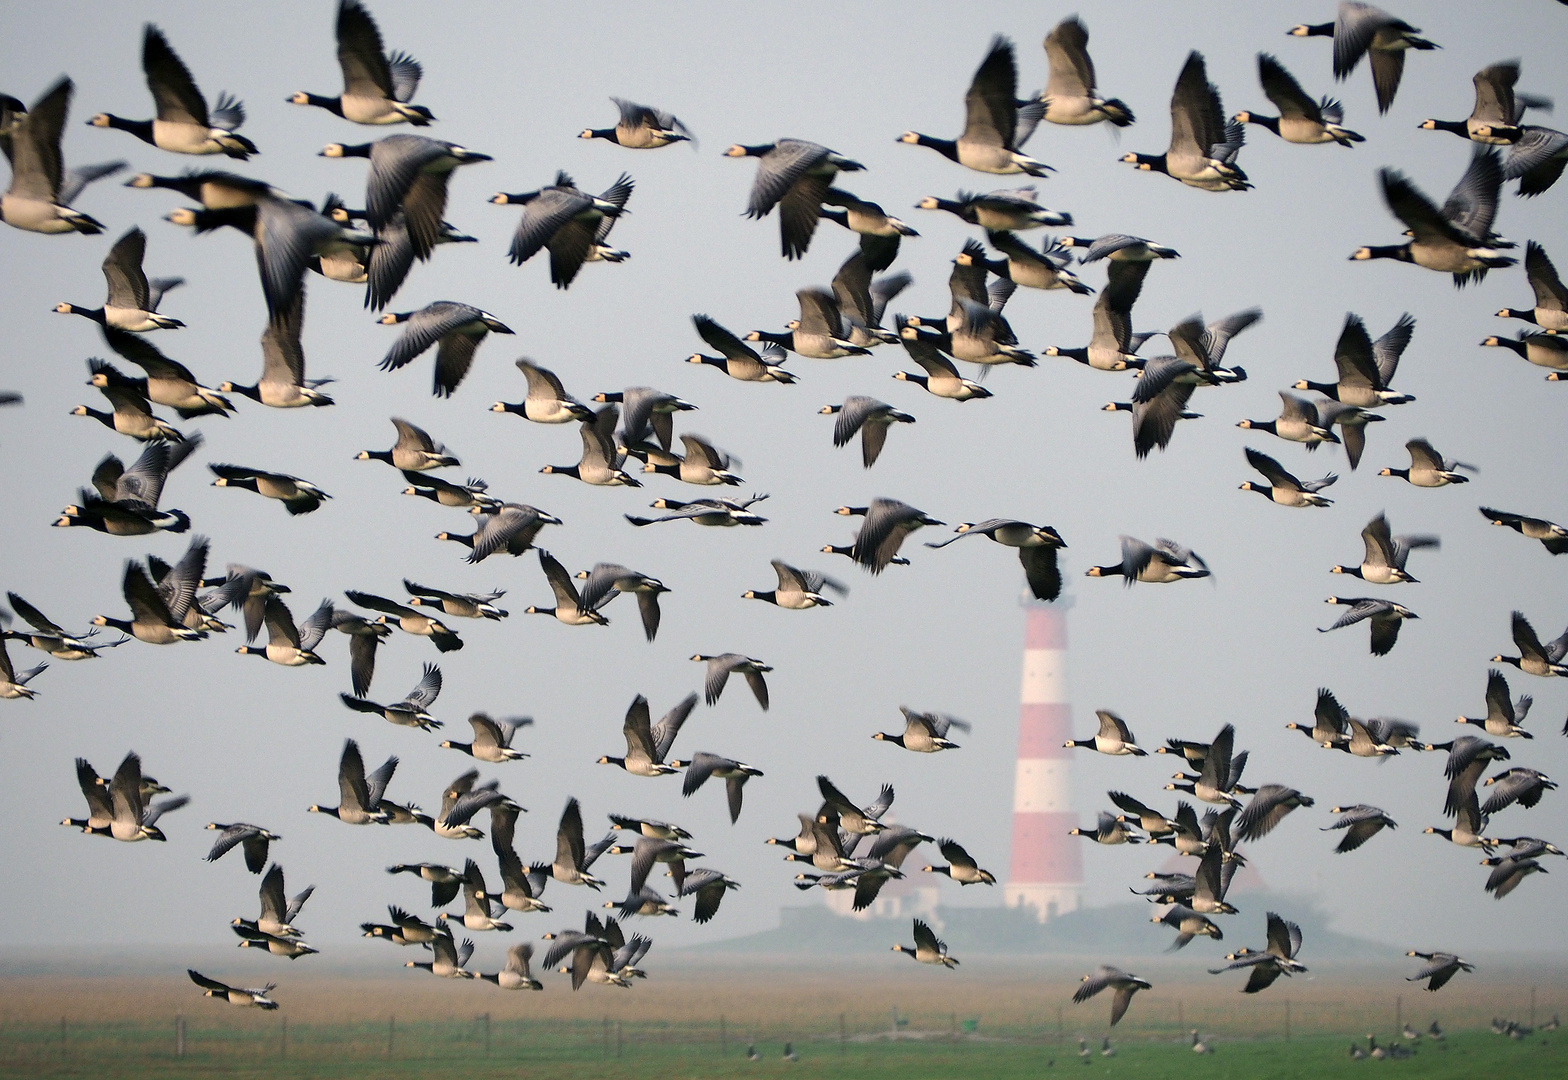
top-left (0, 993), bottom-right (1559, 1068)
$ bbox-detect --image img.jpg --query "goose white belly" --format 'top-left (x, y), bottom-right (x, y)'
top-left (2, 195), bottom-right (77, 233)
top-left (103, 304), bottom-right (164, 331)
top-left (956, 139), bottom-right (1028, 174)
top-left (524, 401), bottom-right (580, 423)
top-left (1042, 97), bottom-right (1102, 125)
top-left (317, 250), bottom-right (368, 283)
top-left (341, 94), bottom-right (404, 125)
top-left (152, 119), bottom-right (228, 155)
top-left (1410, 242), bottom-right (1489, 275)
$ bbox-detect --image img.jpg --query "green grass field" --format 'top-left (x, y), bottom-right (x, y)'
top-left (0, 1028), bottom-right (1562, 1080)
top-left (0, 1019), bottom-right (1561, 1080)
top-left (1, 962), bottom-right (1562, 1079)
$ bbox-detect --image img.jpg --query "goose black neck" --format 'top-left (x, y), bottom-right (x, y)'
top-left (1361, 244), bottom-right (1413, 263)
top-left (915, 135), bottom-right (959, 162)
top-left (100, 115), bottom-right (155, 144)
top-left (193, 206), bottom-right (258, 234)
top-left (304, 93), bottom-right (344, 116)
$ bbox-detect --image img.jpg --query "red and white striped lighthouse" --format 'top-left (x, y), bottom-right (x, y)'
top-left (1004, 596), bottom-right (1083, 922)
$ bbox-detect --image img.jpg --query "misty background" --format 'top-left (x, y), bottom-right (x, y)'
top-left (1, 0), bottom-right (1565, 977)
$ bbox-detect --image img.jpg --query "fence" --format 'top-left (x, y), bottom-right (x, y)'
top-left (1, 987), bottom-right (1559, 1071)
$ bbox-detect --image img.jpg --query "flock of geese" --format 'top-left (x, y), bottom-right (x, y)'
top-left (2, 0), bottom-right (1565, 1041)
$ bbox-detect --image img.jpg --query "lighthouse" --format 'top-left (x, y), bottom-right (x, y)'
top-left (1004, 595), bottom-right (1084, 922)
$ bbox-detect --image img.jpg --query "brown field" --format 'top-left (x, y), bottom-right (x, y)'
top-left (1, 955), bottom-right (1562, 1043)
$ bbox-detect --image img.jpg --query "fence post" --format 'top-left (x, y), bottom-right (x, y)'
top-left (387, 1015), bottom-right (395, 1058)
top-left (1177, 1000), bottom-right (1183, 1031)
top-left (176, 1013), bottom-right (185, 1058)
top-left (483, 1013), bottom-right (490, 1057)
top-left (720, 1015), bottom-right (727, 1055)
top-left (281, 1015), bottom-right (287, 1059)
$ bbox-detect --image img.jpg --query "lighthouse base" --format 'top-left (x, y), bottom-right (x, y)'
top-left (1003, 883), bottom-right (1083, 924)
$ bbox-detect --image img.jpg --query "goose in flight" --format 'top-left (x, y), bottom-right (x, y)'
top-left (898, 37), bottom-right (1051, 177)
top-left (289, 0), bottom-right (433, 126)
top-left (90, 26), bottom-right (257, 158)
top-left (1073, 966), bottom-right (1152, 1026)
top-left (893, 918), bottom-right (958, 968)
top-left (1289, 2), bottom-right (1439, 114)
top-left (3, 78), bottom-right (124, 235)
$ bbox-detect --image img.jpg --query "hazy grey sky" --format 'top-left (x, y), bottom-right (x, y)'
top-left (2, 1), bottom-right (1566, 977)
